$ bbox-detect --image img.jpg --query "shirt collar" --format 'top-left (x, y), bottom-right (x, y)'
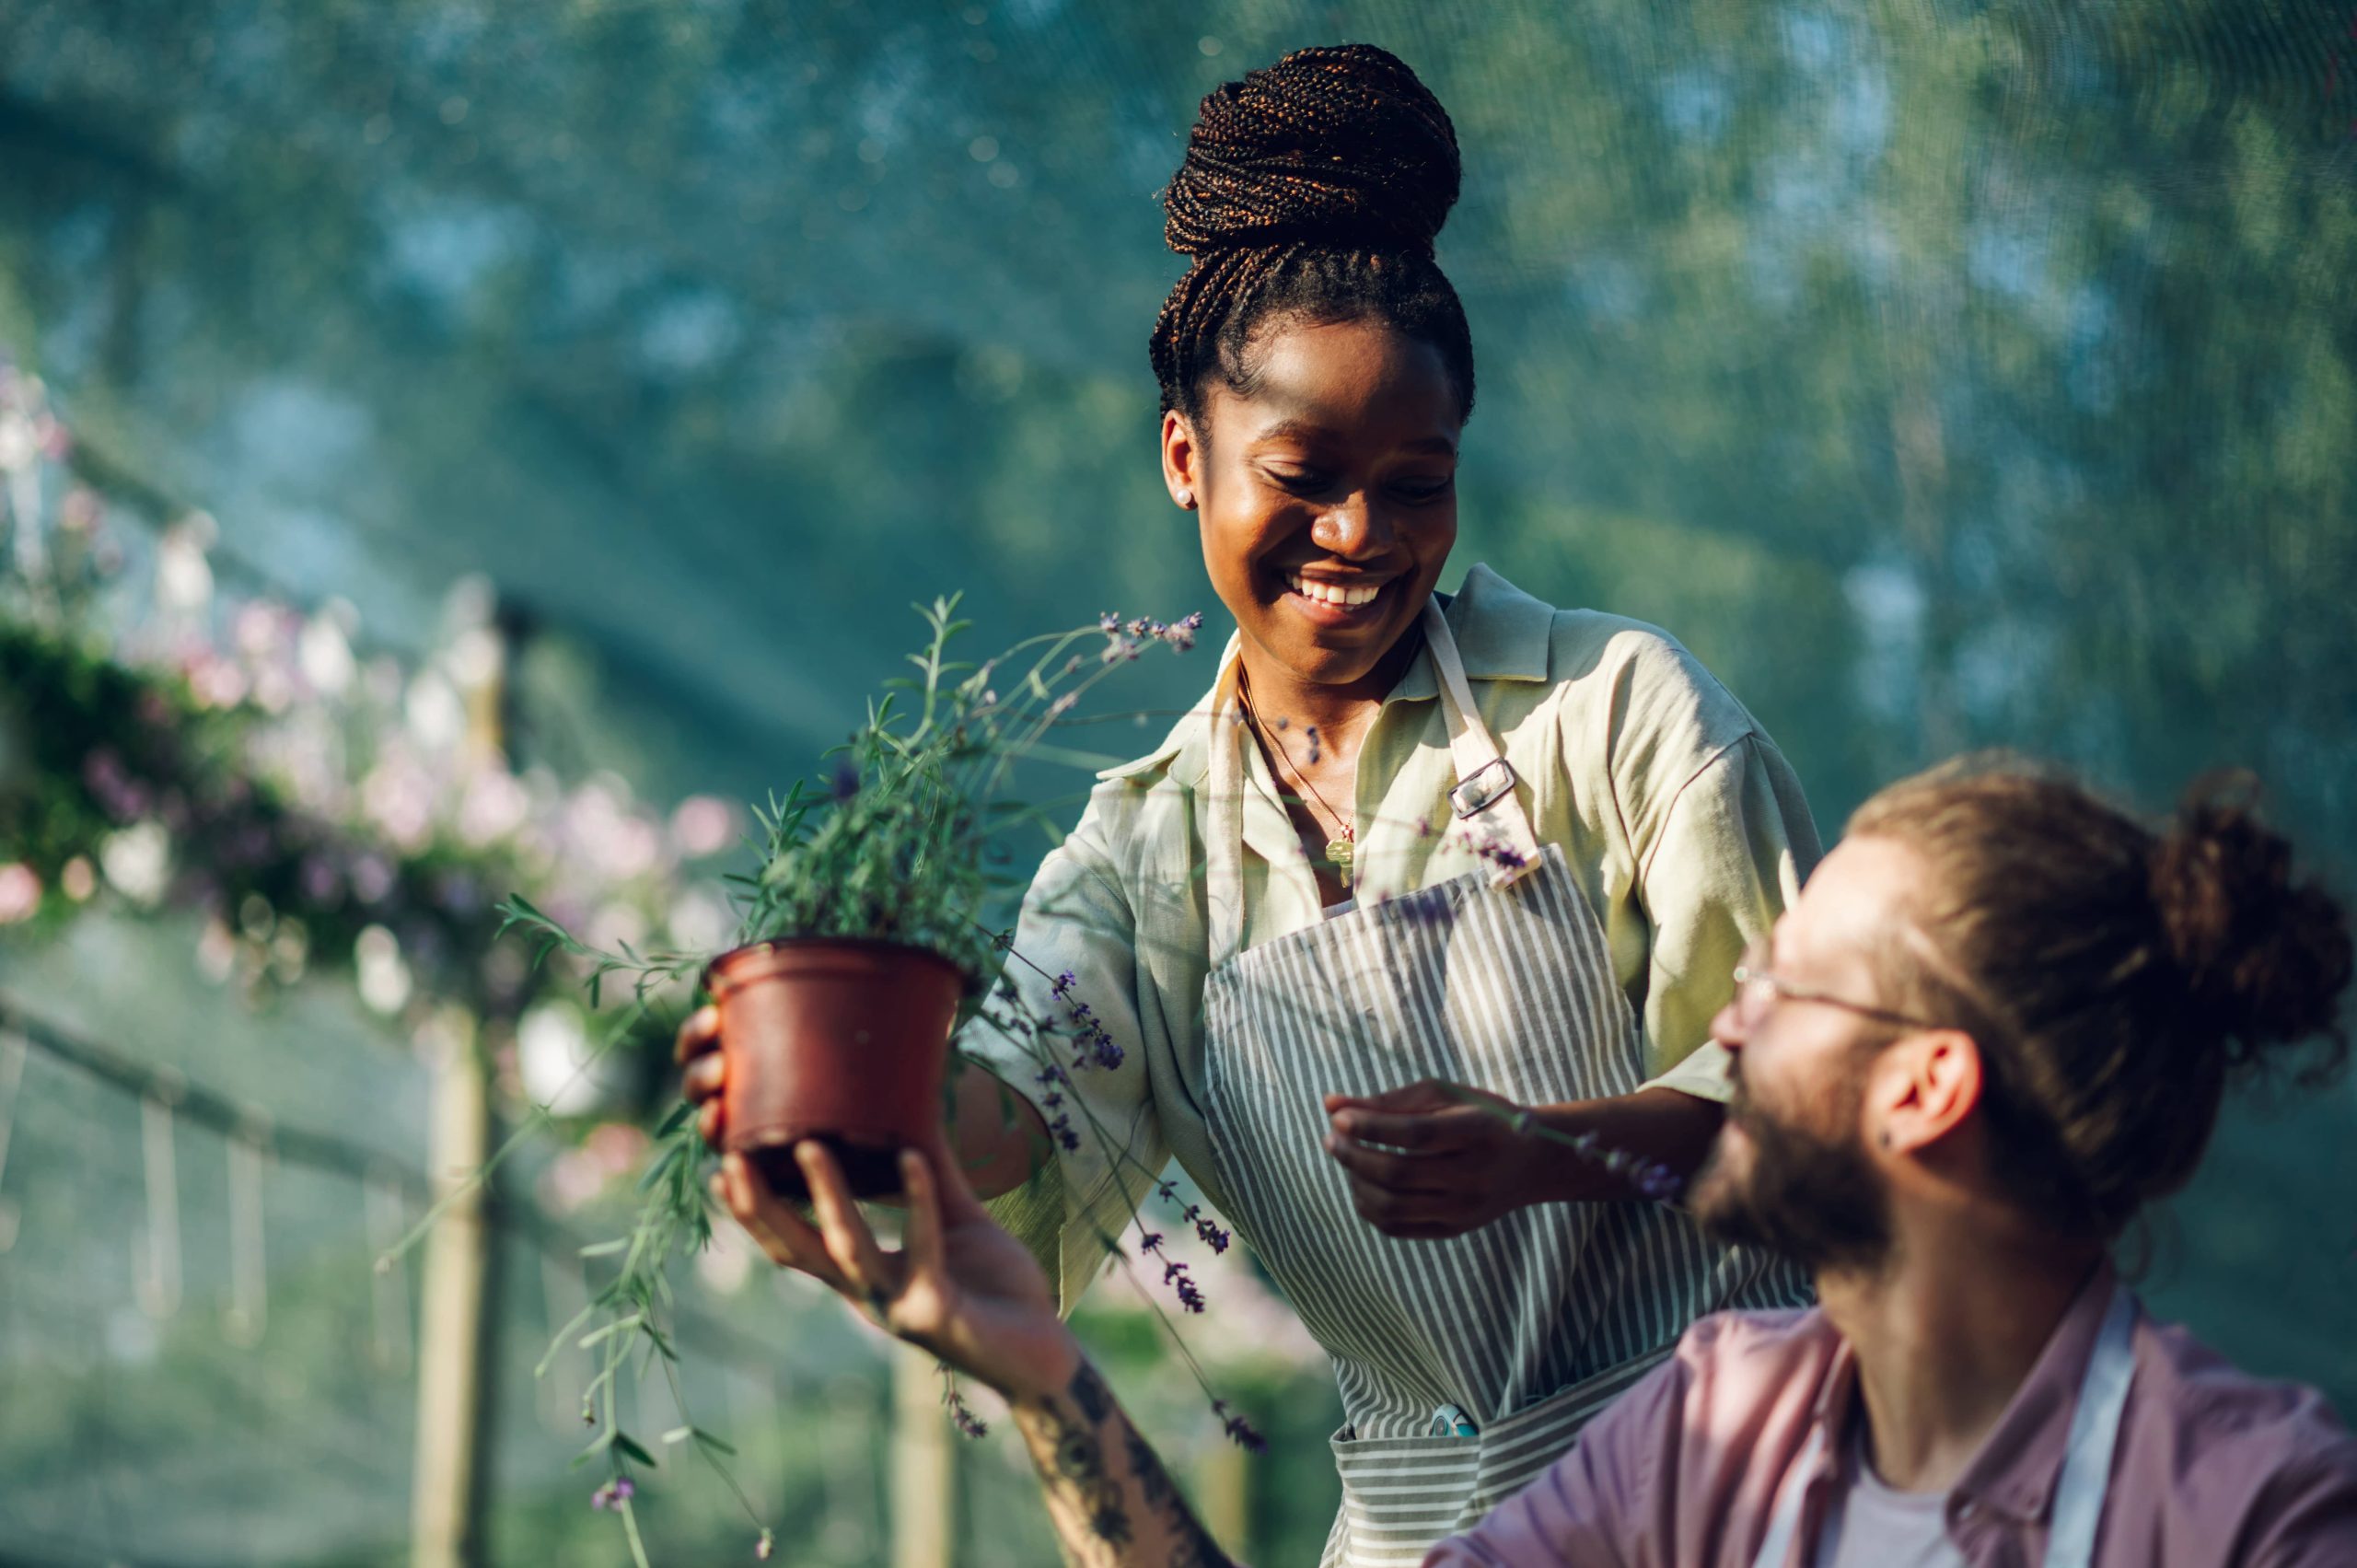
top-left (1095, 562), bottom-right (1556, 789)
top-left (1808, 1260), bottom-right (2125, 1527)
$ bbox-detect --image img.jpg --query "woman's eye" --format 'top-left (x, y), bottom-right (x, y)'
top-left (1394, 476), bottom-right (1455, 503)
top-left (1265, 468), bottom-right (1330, 494)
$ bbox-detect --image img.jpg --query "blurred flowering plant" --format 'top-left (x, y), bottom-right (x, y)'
top-left (0, 360), bottom-right (724, 1044)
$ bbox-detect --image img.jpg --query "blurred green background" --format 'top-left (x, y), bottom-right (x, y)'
top-left (2, 1), bottom-right (2354, 1563)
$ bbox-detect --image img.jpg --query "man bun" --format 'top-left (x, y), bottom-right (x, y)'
top-left (2150, 784), bottom-right (2353, 1076)
top-left (1847, 758), bottom-right (2351, 1239)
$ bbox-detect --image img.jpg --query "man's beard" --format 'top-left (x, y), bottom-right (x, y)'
top-left (1691, 1073), bottom-right (1894, 1275)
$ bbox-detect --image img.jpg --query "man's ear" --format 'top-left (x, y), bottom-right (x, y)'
top-left (1161, 411), bottom-right (1202, 510)
top-left (1875, 1029), bottom-right (1984, 1156)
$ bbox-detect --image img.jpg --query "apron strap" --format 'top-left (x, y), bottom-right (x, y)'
top-left (1205, 655), bottom-right (1249, 970)
top-left (2043, 1284), bottom-right (2138, 1568)
top-left (1204, 599), bottom-right (1544, 960)
top-left (1747, 1284), bottom-right (2138, 1568)
top-left (1420, 599), bottom-right (1544, 889)
top-left (1749, 1424), bottom-right (1825, 1568)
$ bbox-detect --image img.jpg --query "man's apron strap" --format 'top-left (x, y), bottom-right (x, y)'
top-left (1747, 1283), bottom-right (2139, 1568)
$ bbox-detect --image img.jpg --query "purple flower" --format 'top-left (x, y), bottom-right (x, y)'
top-left (1098, 611), bottom-right (1120, 634)
top-left (1634, 1163), bottom-right (1686, 1202)
top-left (1475, 838), bottom-right (1529, 872)
top-left (1050, 970), bottom-right (1076, 999)
top-left (829, 757), bottom-right (861, 803)
top-left (756, 1529), bottom-right (775, 1560)
top-left (1139, 1232), bottom-right (1206, 1312)
top-left (1213, 1400), bottom-right (1268, 1454)
top-left (942, 1375), bottom-right (991, 1439)
top-left (590, 1475), bottom-right (637, 1510)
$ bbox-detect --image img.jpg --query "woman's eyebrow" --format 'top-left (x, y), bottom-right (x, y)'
top-left (1251, 417), bottom-right (1457, 457)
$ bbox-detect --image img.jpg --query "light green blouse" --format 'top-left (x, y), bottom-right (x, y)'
top-left (964, 563), bottom-right (1821, 1309)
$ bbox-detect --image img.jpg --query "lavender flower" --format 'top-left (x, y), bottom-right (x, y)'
top-left (941, 1365), bottom-right (991, 1438)
top-left (1159, 612), bottom-right (1202, 652)
top-left (829, 756), bottom-right (861, 803)
top-left (590, 1475), bottom-right (637, 1511)
top-left (1633, 1162), bottom-right (1686, 1202)
top-left (1139, 1232), bottom-right (1205, 1312)
top-left (1474, 837), bottom-right (1530, 872)
top-left (1213, 1400), bottom-right (1268, 1453)
top-left (1154, 1179), bottom-right (1232, 1253)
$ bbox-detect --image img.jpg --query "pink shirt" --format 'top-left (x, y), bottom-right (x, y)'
top-left (1427, 1265), bottom-right (2357, 1568)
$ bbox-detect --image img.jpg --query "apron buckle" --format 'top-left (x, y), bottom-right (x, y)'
top-left (1449, 757), bottom-right (1517, 819)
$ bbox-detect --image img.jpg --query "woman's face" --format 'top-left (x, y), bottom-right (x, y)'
top-left (1163, 317), bottom-right (1462, 693)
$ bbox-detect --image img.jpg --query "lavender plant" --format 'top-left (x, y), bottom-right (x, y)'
top-left (469, 597), bottom-right (1237, 1562)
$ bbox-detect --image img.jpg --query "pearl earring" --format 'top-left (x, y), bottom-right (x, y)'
top-left (1176, 488), bottom-right (1195, 509)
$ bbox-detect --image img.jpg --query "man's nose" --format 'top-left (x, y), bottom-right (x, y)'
top-left (1710, 994), bottom-right (1747, 1053)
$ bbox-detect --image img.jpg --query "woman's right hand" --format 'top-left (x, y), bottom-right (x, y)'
top-left (717, 1143), bottom-right (1081, 1405)
top-left (675, 1004), bottom-right (727, 1148)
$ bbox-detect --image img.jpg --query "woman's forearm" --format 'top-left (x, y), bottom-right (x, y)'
top-left (1012, 1359), bottom-right (1238, 1568)
top-left (947, 1056), bottom-right (1056, 1201)
top-left (1521, 1086), bottom-right (1725, 1204)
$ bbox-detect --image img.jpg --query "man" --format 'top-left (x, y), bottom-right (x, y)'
top-left (714, 760), bottom-right (2357, 1565)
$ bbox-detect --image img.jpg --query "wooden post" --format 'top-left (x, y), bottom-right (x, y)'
top-left (1195, 1438), bottom-right (1250, 1556)
top-left (411, 584), bottom-right (513, 1567)
top-left (411, 1008), bottom-right (490, 1568)
top-left (890, 1348), bottom-right (957, 1568)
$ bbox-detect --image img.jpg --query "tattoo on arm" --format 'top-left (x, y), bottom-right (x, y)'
top-left (1019, 1362), bottom-right (1237, 1567)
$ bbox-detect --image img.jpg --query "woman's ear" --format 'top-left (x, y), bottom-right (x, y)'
top-left (1161, 411), bottom-right (1201, 510)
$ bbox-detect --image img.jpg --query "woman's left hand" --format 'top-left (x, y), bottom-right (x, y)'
top-left (1321, 1078), bottom-right (1539, 1240)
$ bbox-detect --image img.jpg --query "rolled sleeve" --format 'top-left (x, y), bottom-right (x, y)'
top-left (958, 796), bottom-right (1171, 1313)
top-left (1633, 732), bottom-right (1819, 1102)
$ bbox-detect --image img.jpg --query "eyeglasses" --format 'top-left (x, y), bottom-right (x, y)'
top-left (1729, 939), bottom-right (1945, 1033)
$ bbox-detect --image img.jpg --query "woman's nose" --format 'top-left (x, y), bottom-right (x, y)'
top-left (1310, 494), bottom-right (1391, 558)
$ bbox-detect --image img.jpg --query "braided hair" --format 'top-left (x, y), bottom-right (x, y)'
top-left (1151, 44), bottom-right (1476, 427)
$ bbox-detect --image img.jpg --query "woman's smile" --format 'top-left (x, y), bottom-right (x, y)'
top-left (1279, 568), bottom-right (1399, 629)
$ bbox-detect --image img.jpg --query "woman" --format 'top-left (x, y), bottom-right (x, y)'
top-left (682, 43), bottom-right (1817, 1562)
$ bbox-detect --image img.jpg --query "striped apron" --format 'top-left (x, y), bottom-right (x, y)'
top-left (1198, 602), bottom-right (1803, 1568)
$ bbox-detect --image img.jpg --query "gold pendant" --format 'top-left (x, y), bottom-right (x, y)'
top-left (1327, 837), bottom-right (1354, 888)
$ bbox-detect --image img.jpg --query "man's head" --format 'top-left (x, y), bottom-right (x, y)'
top-left (1690, 758), bottom-right (2351, 1275)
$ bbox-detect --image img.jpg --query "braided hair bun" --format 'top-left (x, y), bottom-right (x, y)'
top-left (1151, 44), bottom-right (1476, 423)
top-left (1162, 43), bottom-right (1461, 258)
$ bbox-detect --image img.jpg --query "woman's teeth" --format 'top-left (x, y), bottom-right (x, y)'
top-left (1287, 574), bottom-right (1383, 608)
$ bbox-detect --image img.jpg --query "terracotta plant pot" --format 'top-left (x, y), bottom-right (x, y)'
top-left (703, 936), bottom-right (966, 1201)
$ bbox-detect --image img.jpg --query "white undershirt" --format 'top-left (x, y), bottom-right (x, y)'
top-left (1812, 1422), bottom-right (1968, 1568)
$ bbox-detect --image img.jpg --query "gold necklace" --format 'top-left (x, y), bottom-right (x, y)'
top-left (1237, 678), bottom-right (1356, 887)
